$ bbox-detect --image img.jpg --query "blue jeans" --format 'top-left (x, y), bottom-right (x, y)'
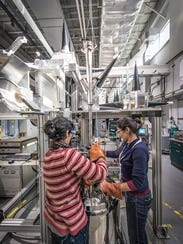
top-left (51, 222), bottom-right (89, 244)
top-left (125, 192), bottom-right (151, 244)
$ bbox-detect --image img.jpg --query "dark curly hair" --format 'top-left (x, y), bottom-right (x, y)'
top-left (44, 116), bottom-right (74, 141)
top-left (117, 117), bottom-right (138, 134)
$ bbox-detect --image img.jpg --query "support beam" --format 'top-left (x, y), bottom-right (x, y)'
top-left (12, 0), bottom-right (53, 57)
top-left (81, 65), bottom-right (170, 79)
top-left (151, 114), bottom-right (169, 238)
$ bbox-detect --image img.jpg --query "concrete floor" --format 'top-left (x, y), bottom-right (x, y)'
top-left (160, 155), bottom-right (183, 244)
top-left (146, 154), bottom-right (183, 244)
top-left (0, 154), bottom-right (183, 243)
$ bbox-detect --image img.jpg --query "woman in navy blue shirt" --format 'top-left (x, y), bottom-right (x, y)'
top-left (101, 116), bottom-right (151, 244)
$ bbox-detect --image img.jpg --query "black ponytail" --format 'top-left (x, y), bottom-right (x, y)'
top-left (117, 117), bottom-right (138, 134)
top-left (44, 116), bottom-right (74, 141)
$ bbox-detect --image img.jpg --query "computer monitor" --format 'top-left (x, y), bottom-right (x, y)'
top-left (138, 127), bottom-right (147, 135)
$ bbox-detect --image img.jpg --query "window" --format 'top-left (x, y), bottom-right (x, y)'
top-left (160, 20), bottom-right (170, 48)
top-left (145, 20), bottom-right (170, 62)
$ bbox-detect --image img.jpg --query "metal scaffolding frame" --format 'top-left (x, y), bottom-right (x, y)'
top-left (0, 108), bottom-right (168, 242)
top-left (76, 107), bottom-right (167, 238)
top-left (0, 112), bottom-right (50, 243)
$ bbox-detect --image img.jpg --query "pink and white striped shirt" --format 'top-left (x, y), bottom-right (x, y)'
top-left (43, 147), bottom-right (107, 236)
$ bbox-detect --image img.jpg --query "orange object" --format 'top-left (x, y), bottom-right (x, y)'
top-left (101, 180), bottom-right (124, 200)
top-left (84, 179), bottom-right (94, 187)
top-left (101, 149), bottom-right (106, 157)
top-left (90, 142), bottom-right (105, 162)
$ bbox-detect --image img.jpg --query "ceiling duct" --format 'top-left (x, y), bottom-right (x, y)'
top-left (0, 55), bottom-right (40, 111)
top-left (0, 80), bottom-right (40, 112)
top-left (1, 36), bottom-right (27, 57)
top-left (0, 55), bottom-right (30, 85)
top-left (0, 89), bottom-right (27, 113)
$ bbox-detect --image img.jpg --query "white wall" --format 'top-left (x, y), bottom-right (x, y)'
top-left (128, 0), bottom-right (183, 134)
top-left (151, 0), bottom-right (183, 64)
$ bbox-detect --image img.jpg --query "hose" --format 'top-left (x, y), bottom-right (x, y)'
top-left (112, 199), bottom-right (126, 244)
top-left (104, 176), bottom-right (126, 244)
top-left (10, 194), bottom-right (39, 218)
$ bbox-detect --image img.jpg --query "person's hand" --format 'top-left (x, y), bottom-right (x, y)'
top-left (84, 179), bottom-right (94, 187)
top-left (90, 142), bottom-right (105, 162)
top-left (101, 149), bottom-right (106, 157)
top-left (101, 180), bottom-right (124, 200)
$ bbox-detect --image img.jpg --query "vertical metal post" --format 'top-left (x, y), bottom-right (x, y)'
top-left (85, 41), bottom-right (94, 144)
top-left (151, 114), bottom-right (168, 238)
top-left (37, 114), bottom-right (48, 243)
top-left (80, 116), bottom-right (89, 146)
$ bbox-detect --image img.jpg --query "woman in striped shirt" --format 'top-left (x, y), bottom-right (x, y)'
top-left (43, 116), bottom-right (107, 244)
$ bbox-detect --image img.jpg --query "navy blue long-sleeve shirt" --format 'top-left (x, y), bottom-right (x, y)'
top-left (106, 138), bottom-right (150, 194)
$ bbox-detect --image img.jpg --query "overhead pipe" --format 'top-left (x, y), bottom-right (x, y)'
top-left (3, 36), bottom-right (27, 56)
top-left (80, 78), bottom-right (88, 92)
top-left (85, 41), bottom-right (94, 144)
top-left (70, 70), bottom-right (88, 94)
top-left (80, 0), bottom-right (87, 39)
top-left (75, 0), bottom-right (85, 39)
top-left (144, 3), bottom-right (166, 20)
top-left (12, 0), bottom-right (53, 57)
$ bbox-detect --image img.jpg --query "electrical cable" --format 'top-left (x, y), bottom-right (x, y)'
top-left (31, 166), bottom-right (39, 174)
top-left (4, 193), bottom-right (40, 242)
top-left (6, 193), bottom-right (39, 219)
top-left (112, 200), bottom-right (127, 244)
top-left (104, 199), bottom-right (110, 244)
top-left (104, 176), bottom-right (127, 244)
